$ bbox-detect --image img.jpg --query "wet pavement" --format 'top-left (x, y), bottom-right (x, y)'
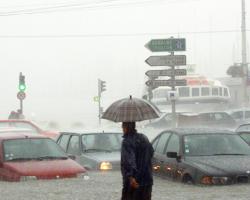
top-left (0, 171), bottom-right (250, 200)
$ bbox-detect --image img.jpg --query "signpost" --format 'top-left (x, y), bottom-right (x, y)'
top-left (145, 69), bottom-right (187, 78)
top-left (144, 37), bottom-right (187, 128)
top-left (145, 55), bottom-right (186, 66)
top-left (145, 38), bottom-right (186, 52)
top-left (17, 73), bottom-right (26, 115)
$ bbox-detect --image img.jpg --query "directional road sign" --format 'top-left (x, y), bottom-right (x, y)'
top-left (17, 91), bottom-right (26, 100)
top-left (145, 38), bottom-right (186, 52)
top-left (146, 79), bottom-right (187, 88)
top-left (145, 55), bottom-right (186, 66)
top-left (145, 69), bottom-right (187, 78)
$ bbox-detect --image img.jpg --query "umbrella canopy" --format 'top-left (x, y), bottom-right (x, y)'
top-left (102, 96), bottom-right (160, 122)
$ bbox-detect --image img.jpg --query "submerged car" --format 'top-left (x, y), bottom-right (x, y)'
top-left (0, 120), bottom-right (59, 139)
top-left (0, 132), bottom-right (86, 181)
top-left (197, 112), bottom-right (237, 129)
top-left (145, 112), bottom-right (199, 129)
top-left (152, 128), bottom-right (250, 185)
top-left (56, 131), bottom-right (122, 170)
top-left (236, 123), bottom-right (250, 145)
top-left (228, 109), bottom-right (250, 125)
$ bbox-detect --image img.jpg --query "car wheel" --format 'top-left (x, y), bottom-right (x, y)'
top-left (182, 174), bottom-right (194, 184)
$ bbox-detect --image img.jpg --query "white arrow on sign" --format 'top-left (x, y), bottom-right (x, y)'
top-left (145, 69), bottom-right (187, 77)
top-left (146, 79), bottom-right (187, 87)
top-left (145, 55), bottom-right (186, 66)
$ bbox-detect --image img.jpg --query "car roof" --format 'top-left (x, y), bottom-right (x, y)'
top-left (0, 128), bottom-right (36, 133)
top-left (236, 123), bottom-right (250, 132)
top-left (238, 123), bottom-right (250, 127)
top-left (0, 132), bottom-right (47, 141)
top-left (0, 120), bottom-right (34, 123)
top-left (59, 130), bottom-right (122, 136)
top-left (160, 128), bottom-right (235, 136)
top-left (198, 111), bottom-right (228, 114)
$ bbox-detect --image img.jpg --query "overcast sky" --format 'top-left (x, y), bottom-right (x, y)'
top-left (0, 0), bottom-right (249, 127)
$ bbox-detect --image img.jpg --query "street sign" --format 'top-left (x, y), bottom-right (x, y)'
top-left (146, 79), bottom-right (187, 88)
top-left (145, 55), bottom-right (186, 66)
top-left (145, 38), bottom-right (186, 52)
top-left (145, 69), bottom-right (187, 78)
top-left (93, 96), bottom-right (100, 102)
top-left (17, 91), bottom-right (26, 100)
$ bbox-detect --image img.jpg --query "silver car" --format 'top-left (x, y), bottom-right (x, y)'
top-left (56, 131), bottom-right (122, 171)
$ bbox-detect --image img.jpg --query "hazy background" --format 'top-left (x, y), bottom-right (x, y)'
top-left (0, 0), bottom-right (249, 127)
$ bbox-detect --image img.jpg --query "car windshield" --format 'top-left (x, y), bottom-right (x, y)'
top-left (3, 138), bottom-right (67, 161)
top-left (0, 122), bottom-right (38, 133)
top-left (183, 134), bottom-right (250, 156)
top-left (82, 133), bottom-right (122, 152)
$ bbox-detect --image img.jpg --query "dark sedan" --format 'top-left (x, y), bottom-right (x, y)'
top-left (152, 128), bottom-right (250, 185)
top-left (56, 131), bottom-right (122, 171)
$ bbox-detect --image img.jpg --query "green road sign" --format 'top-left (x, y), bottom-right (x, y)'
top-left (94, 96), bottom-right (100, 102)
top-left (145, 38), bottom-right (186, 52)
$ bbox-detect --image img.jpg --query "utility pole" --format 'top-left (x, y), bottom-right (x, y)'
top-left (170, 51), bottom-right (176, 128)
top-left (242, 0), bottom-right (248, 105)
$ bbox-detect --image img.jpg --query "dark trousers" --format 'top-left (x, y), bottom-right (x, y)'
top-left (121, 185), bottom-right (152, 200)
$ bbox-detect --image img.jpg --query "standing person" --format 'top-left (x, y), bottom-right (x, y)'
top-left (121, 122), bottom-right (154, 200)
top-left (8, 111), bottom-right (18, 119)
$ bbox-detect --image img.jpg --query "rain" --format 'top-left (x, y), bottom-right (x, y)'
top-left (0, 0), bottom-right (250, 199)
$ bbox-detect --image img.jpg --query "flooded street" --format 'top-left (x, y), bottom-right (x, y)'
top-left (0, 171), bottom-right (249, 200)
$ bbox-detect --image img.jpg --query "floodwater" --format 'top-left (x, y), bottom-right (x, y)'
top-left (0, 171), bottom-right (249, 200)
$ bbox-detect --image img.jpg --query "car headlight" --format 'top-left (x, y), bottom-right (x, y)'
top-left (20, 176), bottom-right (37, 181)
top-left (100, 162), bottom-right (112, 170)
top-left (201, 176), bottom-right (232, 185)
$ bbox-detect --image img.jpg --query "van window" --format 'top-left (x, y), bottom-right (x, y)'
top-left (201, 87), bottom-right (209, 96)
top-left (212, 88), bottom-right (219, 96)
top-left (179, 87), bottom-right (190, 97)
top-left (224, 88), bottom-right (229, 97)
top-left (219, 87), bottom-right (223, 96)
top-left (192, 88), bottom-right (199, 97)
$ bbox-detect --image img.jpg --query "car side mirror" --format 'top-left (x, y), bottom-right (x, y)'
top-left (68, 155), bottom-right (76, 160)
top-left (167, 152), bottom-right (178, 159)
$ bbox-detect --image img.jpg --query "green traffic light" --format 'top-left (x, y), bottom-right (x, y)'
top-left (19, 84), bottom-right (26, 91)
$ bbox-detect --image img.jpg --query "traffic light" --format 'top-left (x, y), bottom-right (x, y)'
top-left (19, 73), bottom-right (26, 92)
top-left (98, 79), bottom-right (106, 94)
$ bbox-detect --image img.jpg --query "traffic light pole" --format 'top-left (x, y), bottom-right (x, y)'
top-left (98, 79), bottom-right (101, 125)
top-left (20, 99), bottom-right (23, 114)
top-left (97, 79), bottom-right (106, 126)
top-left (17, 72), bottom-right (26, 115)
